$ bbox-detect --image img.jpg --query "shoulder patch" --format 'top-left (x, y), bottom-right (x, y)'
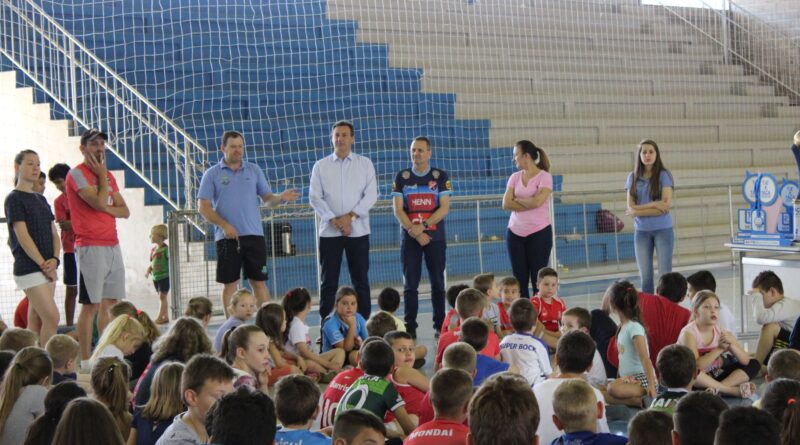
top-left (401, 170), bottom-right (410, 179)
top-left (432, 169), bottom-right (440, 179)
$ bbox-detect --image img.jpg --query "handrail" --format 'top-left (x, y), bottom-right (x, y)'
top-left (0, 0), bottom-right (207, 210)
top-left (648, 0), bottom-right (800, 103)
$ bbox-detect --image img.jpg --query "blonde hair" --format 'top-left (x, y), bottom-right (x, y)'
top-left (45, 334), bottom-right (80, 369)
top-left (91, 357), bottom-right (131, 437)
top-left (228, 289), bottom-right (255, 311)
top-left (0, 347), bottom-right (52, 433)
top-left (151, 224), bottom-right (168, 240)
top-left (110, 302), bottom-right (160, 343)
top-left (552, 379), bottom-right (597, 432)
top-left (140, 362), bottom-right (185, 422)
top-left (90, 315), bottom-right (145, 361)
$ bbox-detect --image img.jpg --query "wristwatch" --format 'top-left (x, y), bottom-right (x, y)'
top-left (422, 221), bottom-right (429, 229)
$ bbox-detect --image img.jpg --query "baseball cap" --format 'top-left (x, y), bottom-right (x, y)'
top-left (80, 128), bottom-right (108, 146)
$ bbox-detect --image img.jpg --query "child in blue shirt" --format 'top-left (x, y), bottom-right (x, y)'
top-left (460, 317), bottom-right (517, 386)
top-left (274, 375), bottom-right (330, 445)
top-left (322, 287), bottom-right (368, 366)
top-left (606, 281), bottom-right (657, 406)
top-left (551, 380), bottom-right (627, 445)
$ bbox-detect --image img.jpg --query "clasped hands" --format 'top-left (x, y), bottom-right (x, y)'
top-left (40, 258), bottom-right (58, 282)
top-left (407, 223), bottom-right (431, 246)
top-left (331, 214), bottom-right (354, 236)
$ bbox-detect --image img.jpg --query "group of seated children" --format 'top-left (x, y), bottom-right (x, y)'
top-left (2, 264), bottom-right (800, 445)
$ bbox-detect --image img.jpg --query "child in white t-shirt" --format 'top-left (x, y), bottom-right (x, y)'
top-left (282, 288), bottom-right (345, 381)
top-left (499, 298), bottom-right (552, 387)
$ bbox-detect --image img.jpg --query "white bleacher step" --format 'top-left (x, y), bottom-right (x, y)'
top-left (357, 22), bottom-right (713, 52)
top-left (386, 42), bottom-right (721, 62)
top-left (456, 95), bottom-right (798, 119)
top-left (559, 165), bottom-right (795, 194)
top-left (423, 77), bottom-right (774, 98)
top-left (488, 117), bottom-right (797, 147)
top-left (347, 12), bottom-right (701, 41)
top-left (406, 57), bottom-right (743, 77)
top-left (551, 148), bottom-right (793, 175)
top-left (329, 0), bottom-right (685, 24)
top-left (425, 69), bottom-right (758, 86)
top-left (359, 30), bottom-right (718, 56)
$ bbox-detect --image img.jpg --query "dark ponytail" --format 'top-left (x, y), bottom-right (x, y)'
top-left (762, 378), bottom-right (800, 445)
top-left (281, 288), bottom-right (311, 343)
top-left (606, 280), bottom-right (644, 333)
top-left (515, 140), bottom-right (550, 172)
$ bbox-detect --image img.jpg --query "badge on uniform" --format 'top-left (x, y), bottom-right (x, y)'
top-left (401, 170), bottom-right (410, 179)
top-left (221, 175), bottom-right (230, 185)
top-left (432, 170), bottom-right (440, 179)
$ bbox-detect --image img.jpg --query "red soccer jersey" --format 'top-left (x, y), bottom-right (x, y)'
top-left (405, 419), bottom-right (470, 445)
top-left (531, 294), bottom-right (567, 332)
top-left (435, 329), bottom-right (501, 367)
top-left (441, 308), bottom-right (461, 334)
top-left (319, 367), bottom-right (364, 429)
top-left (417, 392), bottom-right (470, 427)
top-left (384, 375), bottom-right (425, 422)
top-left (65, 163), bottom-right (120, 247)
top-left (497, 302), bottom-right (513, 332)
top-left (54, 193), bottom-right (75, 253)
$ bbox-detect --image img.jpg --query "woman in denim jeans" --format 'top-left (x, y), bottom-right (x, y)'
top-left (624, 140), bottom-right (674, 294)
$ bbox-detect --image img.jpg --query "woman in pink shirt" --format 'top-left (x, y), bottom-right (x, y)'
top-left (502, 140), bottom-right (554, 299)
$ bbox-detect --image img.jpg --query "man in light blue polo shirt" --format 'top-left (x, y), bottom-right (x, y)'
top-left (309, 121), bottom-right (378, 321)
top-left (198, 130), bottom-right (299, 314)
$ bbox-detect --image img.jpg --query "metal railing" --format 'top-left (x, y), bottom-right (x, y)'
top-left (649, 0), bottom-right (800, 104)
top-left (0, 0), bottom-right (207, 210)
top-left (164, 183), bottom-right (744, 317)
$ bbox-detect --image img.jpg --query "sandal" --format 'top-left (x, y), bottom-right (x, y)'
top-left (739, 382), bottom-right (756, 399)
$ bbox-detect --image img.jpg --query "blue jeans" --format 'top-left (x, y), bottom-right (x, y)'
top-left (634, 228), bottom-right (674, 294)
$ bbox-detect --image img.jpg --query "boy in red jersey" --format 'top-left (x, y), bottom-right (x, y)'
top-left (531, 267), bottom-right (566, 349)
top-left (405, 369), bottom-right (472, 445)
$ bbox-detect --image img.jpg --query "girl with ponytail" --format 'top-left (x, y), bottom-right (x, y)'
top-left (606, 280), bottom-right (658, 404)
top-left (219, 324), bottom-right (271, 392)
top-left (23, 381), bottom-right (86, 445)
top-left (91, 357), bottom-right (132, 439)
top-left (0, 346), bottom-right (53, 445)
top-left (110, 301), bottom-right (160, 382)
top-left (282, 288), bottom-right (345, 381)
top-left (762, 378), bottom-right (800, 445)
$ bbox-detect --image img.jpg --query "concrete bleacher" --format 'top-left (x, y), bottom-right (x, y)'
top-left (328, 0), bottom-right (800, 266)
top-left (6, 0), bottom-right (798, 283)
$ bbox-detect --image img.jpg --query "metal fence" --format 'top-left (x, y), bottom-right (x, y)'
top-left (0, 182), bottom-right (751, 319)
top-left (163, 183), bottom-right (745, 317)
